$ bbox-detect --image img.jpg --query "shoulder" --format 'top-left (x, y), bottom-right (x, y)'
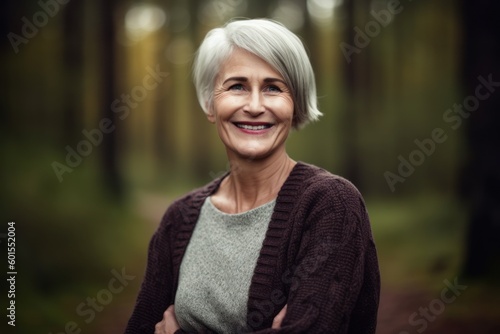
top-left (292, 162), bottom-right (365, 209)
top-left (289, 163), bottom-right (373, 245)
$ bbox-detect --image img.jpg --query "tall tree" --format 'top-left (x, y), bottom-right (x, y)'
top-left (0, 0), bottom-right (17, 132)
top-left (187, 0), bottom-right (214, 180)
top-left (340, 0), bottom-right (362, 187)
top-left (461, 0), bottom-right (500, 277)
top-left (99, 0), bottom-right (122, 196)
top-left (63, 1), bottom-right (84, 145)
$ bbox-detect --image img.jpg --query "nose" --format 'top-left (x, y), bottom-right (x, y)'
top-left (244, 90), bottom-right (265, 116)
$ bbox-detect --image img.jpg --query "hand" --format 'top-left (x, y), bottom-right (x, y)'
top-left (155, 305), bottom-right (180, 334)
top-left (271, 304), bottom-right (287, 329)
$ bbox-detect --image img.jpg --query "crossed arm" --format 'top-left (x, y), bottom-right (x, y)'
top-left (154, 305), bottom-right (288, 334)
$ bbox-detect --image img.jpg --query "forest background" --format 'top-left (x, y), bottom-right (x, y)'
top-left (1, 0), bottom-right (499, 333)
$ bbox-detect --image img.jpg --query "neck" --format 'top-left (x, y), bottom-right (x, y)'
top-left (219, 149), bottom-right (296, 213)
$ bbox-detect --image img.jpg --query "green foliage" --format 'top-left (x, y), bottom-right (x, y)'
top-left (1, 137), bottom-right (151, 332)
top-left (369, 193), bottom-right (468, 287)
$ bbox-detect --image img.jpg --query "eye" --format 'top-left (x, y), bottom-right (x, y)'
top-left (229, 83), bottom-right (245, 91)
top-left (264, 85), bottom-right (282, 93)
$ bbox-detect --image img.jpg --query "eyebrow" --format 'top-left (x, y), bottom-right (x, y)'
top-left (222, 76), bottom-right (287, 85)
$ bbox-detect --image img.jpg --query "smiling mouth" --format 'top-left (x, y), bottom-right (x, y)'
top-left (233, 122), bottom-right (274, 131)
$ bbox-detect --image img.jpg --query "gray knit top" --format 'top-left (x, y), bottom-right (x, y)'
top-left (174, 196), bottom-right (276, 333)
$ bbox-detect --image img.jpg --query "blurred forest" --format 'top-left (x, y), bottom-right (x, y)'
top-left (1, 0), bottom-right (499, 333)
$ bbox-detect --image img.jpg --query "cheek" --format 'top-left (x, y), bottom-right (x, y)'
top-left (269, 97), bottom-right (294, 121)
top-left (214, 95), bottom-right (245, 118)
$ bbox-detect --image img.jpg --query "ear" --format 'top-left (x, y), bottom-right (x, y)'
top-left (206, 112), bottom-right (215, 124)
top-left (206, 102), bottom-right (216, 124)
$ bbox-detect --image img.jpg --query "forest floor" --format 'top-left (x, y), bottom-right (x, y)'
top-left (377, 285), bottom-right (500, 334)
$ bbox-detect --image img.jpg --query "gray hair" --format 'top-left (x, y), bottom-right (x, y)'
top-left (193, 18), bottom-right (322, 129)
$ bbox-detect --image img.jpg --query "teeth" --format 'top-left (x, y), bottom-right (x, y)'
top-left (236, 124), bottom-right (270, 130)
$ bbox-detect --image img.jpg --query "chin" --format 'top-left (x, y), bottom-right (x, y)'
top-left (232, 146), bottom-right (274, 161)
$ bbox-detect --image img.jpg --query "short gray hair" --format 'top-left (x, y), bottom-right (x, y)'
top-left (193, 18), bottom-right (322, 129)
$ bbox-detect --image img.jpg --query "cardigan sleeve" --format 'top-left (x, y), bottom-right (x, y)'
top-left (125, 206), bottom-right (179, 334)
top-left (250, 178), bottom-right (380, 333)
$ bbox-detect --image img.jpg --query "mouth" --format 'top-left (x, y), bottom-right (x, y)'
top-left (232, 122), bottom-right (274, 132)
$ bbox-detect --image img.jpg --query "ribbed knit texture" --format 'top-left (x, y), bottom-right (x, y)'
top-left (175, 197), bottom-right (276, 333)
top-left (125, 162), bottom-right (380, 334)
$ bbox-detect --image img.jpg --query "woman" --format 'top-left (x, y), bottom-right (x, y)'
top-left (125, 19), bottom-right (380, 334)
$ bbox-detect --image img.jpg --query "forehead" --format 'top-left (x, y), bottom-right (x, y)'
top-left (218, 48), bottom-right (284, 80)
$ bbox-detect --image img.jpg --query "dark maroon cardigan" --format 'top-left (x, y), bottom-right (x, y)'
top-left (125, 162), bottom-right (380, 333)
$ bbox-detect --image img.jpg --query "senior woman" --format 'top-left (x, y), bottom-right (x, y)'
top-left (125, 18), bottom-right (380, 334)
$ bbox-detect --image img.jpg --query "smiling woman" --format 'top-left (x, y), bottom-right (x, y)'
top-left (125, 18), bottom-right (380, 334)
top-left (193, 19), bottom-right (321, 130)
top-left (209, 48), bottom-right (294, 173)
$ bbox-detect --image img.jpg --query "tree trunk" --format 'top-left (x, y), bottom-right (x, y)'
top-left (341, 0), bottom-right (362, 187)
top-left (100, 0), bottom-right (122, 197)
top-left (63, 1), bottom-right (84, 146)
top-left (461, 0), bottom-right (500, 278)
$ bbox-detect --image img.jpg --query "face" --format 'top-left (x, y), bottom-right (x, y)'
top-left (208, 48), bottom-right (294, 161)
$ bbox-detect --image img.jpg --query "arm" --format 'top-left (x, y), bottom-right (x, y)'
top-left (250, 179), bottom-right (380, 333)
top-left (153, 304), bottom-right (288, 334)
top-left (154, 305), bottom-right (181, 334)
top-left (125, 207), bottom-right (179, 334)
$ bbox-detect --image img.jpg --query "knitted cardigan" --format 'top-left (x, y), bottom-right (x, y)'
top-left (125, 162), bottom-right (380, 333)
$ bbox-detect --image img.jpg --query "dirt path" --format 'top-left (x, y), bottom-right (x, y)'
top-left (377, 285), bottom-right (500, 334)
